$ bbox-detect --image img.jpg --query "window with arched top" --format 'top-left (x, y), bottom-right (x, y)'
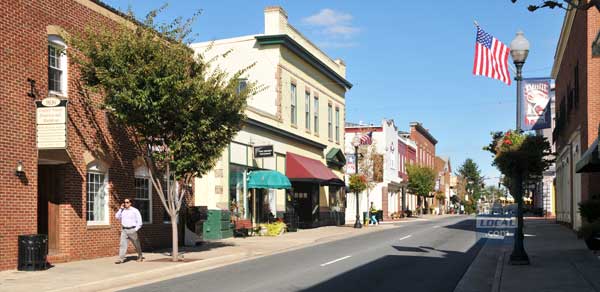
top-left (134, 165), bottom-right (152, 223)
top-left (87, 161), bottom-right (109, 225)
top-left (48, 35), bottom-right (68, 96)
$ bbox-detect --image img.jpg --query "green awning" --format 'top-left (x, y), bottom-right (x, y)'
top-left (576, 138), bottom-right (600, 173)
top-left (326, 148), bottom-right (346, 168)
top-left (247, 170), bottom-right (291, 189)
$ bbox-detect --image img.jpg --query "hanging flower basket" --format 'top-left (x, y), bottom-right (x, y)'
top-left (349, 174), bottom-right (367, 194)
top-left (484, 130), bottom-right (553, 180)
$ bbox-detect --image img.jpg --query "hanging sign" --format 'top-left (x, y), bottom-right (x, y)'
top-left (345, 154), bottom-right (356, 174)
top-left (253, 145), bottom-right (274, 158)
top-left (520, 78), bottom-right (552, 130)
top-left (36, 97), bottom-right (68, 149)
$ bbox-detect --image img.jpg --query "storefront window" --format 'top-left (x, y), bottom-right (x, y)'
top-left (229, 165), bottom-right (248, 219)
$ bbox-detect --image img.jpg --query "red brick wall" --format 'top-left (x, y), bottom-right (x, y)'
top-left (0, 0), bottom-right (172, 271)
top-left (555, 7), bottom-right (600, 203)
top-left (585, 8), bottom-right (600, 198)
top-left (410, 126), bottom-right (436, 169)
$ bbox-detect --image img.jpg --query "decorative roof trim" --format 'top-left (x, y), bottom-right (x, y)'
top-left (255, 34), bottom-right (353, 90)
top-left (245, 118), bottom-right (326, 150)
top-left (551, 8), bottom-right (577, 79)
top-left (410, 122), bottom-right (438, 145)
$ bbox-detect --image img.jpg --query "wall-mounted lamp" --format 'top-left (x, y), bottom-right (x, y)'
top-left (15, 161), bottom-right (24, 175)
top-left (27, 78), bottom-right (39, 99)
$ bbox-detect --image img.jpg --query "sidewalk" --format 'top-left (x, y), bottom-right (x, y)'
top-left (455, 218), bottom-right (600, 292)
top-left (0, 224), bottom-right (397, 292)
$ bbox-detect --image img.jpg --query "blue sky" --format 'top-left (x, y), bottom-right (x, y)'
top-left (104, 0), bottom-right (565, 185)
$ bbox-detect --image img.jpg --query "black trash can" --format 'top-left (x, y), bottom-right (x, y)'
top-left (18, 234), bottom-right (48, 271)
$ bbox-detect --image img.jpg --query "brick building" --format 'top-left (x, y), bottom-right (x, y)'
top-left (409, 122), bottom-right (438, 212)
top-left (0, 0), bottom-right (172, 271)
top-left (398, 131), bottom-right (417, 212)
top-left (434, 156), bottom-right (452, 214)
top-left (552, 6), bottom-right (600, 230)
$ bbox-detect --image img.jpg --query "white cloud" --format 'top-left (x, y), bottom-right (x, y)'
top-left (303, 8), bottom-right (353, 27)
top-left (316, 41), bottom-right (358, 49)
top-left (302, 8), bottom-right (360, 39)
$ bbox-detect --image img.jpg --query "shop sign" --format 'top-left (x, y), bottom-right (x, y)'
top-left (253, 145), bottom-right (274, 158)
top-left (36, 98), bottom-right (68, 149)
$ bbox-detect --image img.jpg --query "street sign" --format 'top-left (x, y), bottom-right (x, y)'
top-left (253, 145), bottom-right (274, 158)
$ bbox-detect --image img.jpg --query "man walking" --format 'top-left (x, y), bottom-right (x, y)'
top-left (115, 198), bottom-right (143, 264)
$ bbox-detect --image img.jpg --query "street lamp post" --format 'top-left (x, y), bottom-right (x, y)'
top-left (510, 30), bottom-right (529, 132)
top-left (509, 30), bottom-right (530, 265)
top-left (352, 134), bottom-right (363, 229)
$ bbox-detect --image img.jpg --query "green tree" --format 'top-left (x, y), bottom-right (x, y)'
top-left (69, 8), bottom-right (254, 261)
top-left (456, 159), bottom-right (484, 204)
top-left (406, 164), bottom-right (437, 215)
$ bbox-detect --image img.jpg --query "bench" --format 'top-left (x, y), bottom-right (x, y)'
top-left (233, 219), bottom-right (253, 238)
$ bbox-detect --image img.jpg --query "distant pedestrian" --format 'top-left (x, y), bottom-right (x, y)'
top-left (369, 202), bottom-right (378, 225)
top-left (115, 198), bottom-right (143, 264)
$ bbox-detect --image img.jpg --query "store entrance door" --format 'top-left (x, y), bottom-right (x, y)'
top-left (37, 165), bottom-right (63, 255)
top-left (293, 183), bottom-right (318, 228)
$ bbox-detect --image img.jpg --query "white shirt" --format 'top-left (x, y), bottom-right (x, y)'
top-left (115, 206), bottom-right (143, 231)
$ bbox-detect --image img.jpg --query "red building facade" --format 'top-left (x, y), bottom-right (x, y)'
top-left (0, 0), bottom-right (172, 271)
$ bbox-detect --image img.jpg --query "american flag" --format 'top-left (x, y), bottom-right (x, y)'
top-left (359, 132), bottom-right (372, 145)
top-left (473, 26), bottom-right (511, 85)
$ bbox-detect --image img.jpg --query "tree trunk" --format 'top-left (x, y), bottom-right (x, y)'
top-left (509, 173), bottom-right (529, 265)
top-left (171, 214), bottom-right (178, 262)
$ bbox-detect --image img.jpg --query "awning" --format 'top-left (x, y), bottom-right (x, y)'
top-left (326, 147), bottom-right (346, 168)
top-left (576, 138), bottom-right (600, 173)
top-left (247, 170), bottom-right (291, 189)
top-left (286, 152), bottom-right (345, 186)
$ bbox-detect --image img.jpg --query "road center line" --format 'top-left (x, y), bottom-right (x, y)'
top-left (399, 235), bottom-right (412, 241)
top-left (320, 255), bottom-right (352, 267)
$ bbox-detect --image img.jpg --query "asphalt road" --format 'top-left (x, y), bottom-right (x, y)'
top-left (123, 215), bottom-right (484, 292)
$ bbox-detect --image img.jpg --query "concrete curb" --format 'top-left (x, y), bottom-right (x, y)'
top-left (453, 237), bottom-right (508, 292)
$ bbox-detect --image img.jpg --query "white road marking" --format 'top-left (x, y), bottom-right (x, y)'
top-left (433, 225), bottom-right (440, 228)
top-left (320, 255), bottom-right (352, 267)
top-left (399, 235), bottom-right (412, 241)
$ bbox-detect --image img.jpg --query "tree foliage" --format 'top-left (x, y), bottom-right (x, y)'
top-left (406, 164), bottom-right (437, 198)
top-left (509, 0), bottom-right (600, 12)
top-left (456, 158), bottom-right (484, 202)
top-left (70, 8), bottom-right (252, 180)
top-left (68, 7), bottom-right (254, 261)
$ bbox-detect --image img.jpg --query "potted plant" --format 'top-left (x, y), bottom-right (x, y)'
top-left (578, 195), bottom-right (600, 250)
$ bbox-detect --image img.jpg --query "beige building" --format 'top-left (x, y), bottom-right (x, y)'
top-left (190, 6), bottom-right (352, 229)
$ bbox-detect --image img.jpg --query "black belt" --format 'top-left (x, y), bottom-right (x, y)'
top-left (122, 226), bottom-right (135, 230)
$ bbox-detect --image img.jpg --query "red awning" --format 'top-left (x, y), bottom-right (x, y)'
top-left (286, 152), bottom-right (344, 186)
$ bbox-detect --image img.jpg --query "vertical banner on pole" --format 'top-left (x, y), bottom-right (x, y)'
top-left (520, 78), bottom-right (553, 130)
